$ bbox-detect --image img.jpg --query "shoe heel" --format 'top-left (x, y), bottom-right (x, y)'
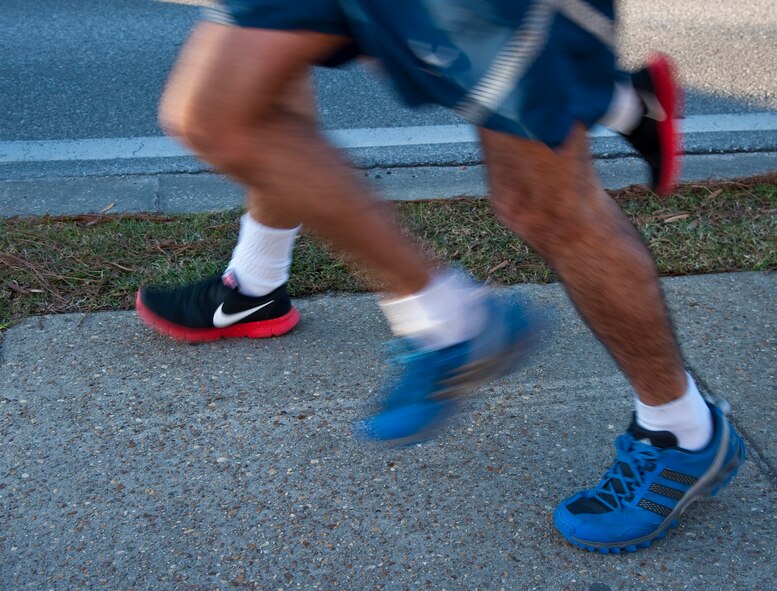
top-left (709, 441), bottom-right (746, 497)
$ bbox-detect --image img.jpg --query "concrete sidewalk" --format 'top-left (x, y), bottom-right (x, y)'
top-left (1, 272), bottom-right (774, 590)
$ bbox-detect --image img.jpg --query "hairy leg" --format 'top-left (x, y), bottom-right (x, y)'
top-left (479, 125), bottom-right (686, 405)
top-left (160, 23), bottom-right (430, 296)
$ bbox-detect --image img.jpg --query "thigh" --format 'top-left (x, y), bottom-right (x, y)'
top-left (477, 123), bottom-right (617, 250)
top-left (205, 0), bottom-right (360, 67)
top-left (479, 125), bottom-right (596, 205)
top-left (160, 21), bottom-right (350, 133)
top-left (205, 0), bottom-right (351, 37)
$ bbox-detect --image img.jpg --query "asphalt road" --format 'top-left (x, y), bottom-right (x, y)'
top-left (2, 0), bottom-right (776, 143)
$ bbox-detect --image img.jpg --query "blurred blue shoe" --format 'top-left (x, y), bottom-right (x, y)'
top-left (554, 400), bottom-right (745, 553)
top-left (356, 292), bottom-right (540, 447)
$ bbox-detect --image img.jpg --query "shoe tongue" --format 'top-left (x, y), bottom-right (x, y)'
top-left (221, 270), bottom-right (240, 291)
top-left (627, 414), bottom-right (678, 448)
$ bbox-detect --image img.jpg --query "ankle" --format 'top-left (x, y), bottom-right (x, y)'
top-left (635, 373), bottom-right (713, 451)
top-left (225, 213), bottom-right (299, 297)
top-left (599, 80), bottom-right (643, 134)
top-left (379, 270), bottom-right (487, 349)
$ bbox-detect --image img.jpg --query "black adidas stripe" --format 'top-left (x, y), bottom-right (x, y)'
top-left (649, 482), bottom-right (685, 501)
top-left (638, 498), bottom-right (673, 517)
top-left (659, 468), bottom-right (697, 486)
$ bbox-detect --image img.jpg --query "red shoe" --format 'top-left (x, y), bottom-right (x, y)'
top-left (621, 54), bottom-right (683, 196)
top-left (136, 273), bottom-right (299, 343)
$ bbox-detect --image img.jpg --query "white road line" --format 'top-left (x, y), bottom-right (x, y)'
top-left (2, 112), bottom-right (777, 164)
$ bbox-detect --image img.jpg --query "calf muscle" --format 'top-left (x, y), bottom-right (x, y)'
top-left (480, 126), bottom-right (686, 404)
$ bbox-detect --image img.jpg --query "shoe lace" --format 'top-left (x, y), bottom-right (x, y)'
top-left (592, 436), bottom-right (661, 510)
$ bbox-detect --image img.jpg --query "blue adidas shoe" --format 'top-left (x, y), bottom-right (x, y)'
top-left (554, 400), bottom-right (745, 553)
top-left (356, 293), bottom-right (540, 447)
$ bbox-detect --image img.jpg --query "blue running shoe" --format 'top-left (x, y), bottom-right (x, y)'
top-left (554, 400), bottom-right (745, 553)
top-left (356, 293), bottom-right (541, 447)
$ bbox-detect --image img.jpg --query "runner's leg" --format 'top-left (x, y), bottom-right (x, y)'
top-left (135, 66), bottom-right (318, 339)
top-left (479, 124), bottom-right (686, 405)
top-left (226, 73), bottom-right (315, 297)
top-left (154, 21), bottom-right (539, 446)
top-left (160, 23), bottom-right (430, 296)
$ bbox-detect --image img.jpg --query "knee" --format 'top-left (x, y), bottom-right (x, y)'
top-left (159, 86), bottom-right (200, 150)
top-left (490, 184), bottom-right (572, 251)
top-left (160, 102), bottom-right (245, 172)
top-left (491, 180), bottom-right (626, 259)
top-left (159, 90), bottom-right (279, 175)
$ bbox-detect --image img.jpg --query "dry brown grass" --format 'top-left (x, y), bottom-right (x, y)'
top-left (1, 174), bottom-right (775, 329)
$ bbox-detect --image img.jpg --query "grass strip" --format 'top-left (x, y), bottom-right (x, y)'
top-left (1, 175), bottom-right (775, 329)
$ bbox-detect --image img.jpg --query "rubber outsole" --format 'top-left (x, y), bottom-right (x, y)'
top-left (135, 290), bottom-right (300, 343)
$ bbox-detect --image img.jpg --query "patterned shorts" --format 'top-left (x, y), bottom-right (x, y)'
top-left (204, 0), bottom-right (618, 146)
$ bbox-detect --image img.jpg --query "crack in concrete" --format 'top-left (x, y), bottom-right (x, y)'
top-left (688, 365), bottom-right (777, 486)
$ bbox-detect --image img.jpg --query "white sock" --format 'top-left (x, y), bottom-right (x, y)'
top-left (635, 373), bottom-right (713, 451)
top-left (599, 81), bottom-right (643, 134)
top-left (379, 270), bottom-right (487, 350)
top-left (224, 213), bottom-right (300, 297)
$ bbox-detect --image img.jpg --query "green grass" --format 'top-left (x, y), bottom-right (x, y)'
top-left (1, 176), bottom-right (775, 329)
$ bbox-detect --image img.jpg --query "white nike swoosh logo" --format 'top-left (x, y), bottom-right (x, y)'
top-left (212, 301), bottom-right (274, 328)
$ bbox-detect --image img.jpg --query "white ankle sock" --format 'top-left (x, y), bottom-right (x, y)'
top-left (635, 373), bottom-right (713, 451)
top-left (379, 271), bottom-right (487, 350)
top-left (599, 81), bottom-right (643, 134)
top-left (224, 213), bottom-right (300, 297)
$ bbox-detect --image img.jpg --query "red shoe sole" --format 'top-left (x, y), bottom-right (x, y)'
top-left (646, 53), bottom-right (683, 196)
top-left (135, 290), bottom-right (300, 343)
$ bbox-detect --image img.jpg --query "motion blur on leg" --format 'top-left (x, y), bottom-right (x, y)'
top-left (137, 0), bottom-right (744, 553)
top-left (137, 73), bottom-right (319, 342)
top-left (138, 2), bottom-right (541, 448)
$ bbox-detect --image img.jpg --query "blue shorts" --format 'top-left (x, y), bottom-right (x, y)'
top-left (204, 0), bottom-right (358, 66)
top-left (204, 1), bottom-right (617, 147)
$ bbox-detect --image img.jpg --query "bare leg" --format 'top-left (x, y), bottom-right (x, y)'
top-left (244, 72), bottom-right (317, 229)
top-left (479, 125), bottom-right (686, 405)
top-left (160, 23), bottom-right (430, 296)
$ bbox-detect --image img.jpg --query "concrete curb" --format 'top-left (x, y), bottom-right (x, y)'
top-left (2, 151), bottom-right (776, 216)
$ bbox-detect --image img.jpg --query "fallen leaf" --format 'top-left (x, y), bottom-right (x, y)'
top-left (99, 202), bottom-right (116, 214)
top-left (665, 214), bottom-right (690, 223)
top-left (107, 261), bottom-right (134, 272)
top-left (488, 260), bottom-right (510, 274)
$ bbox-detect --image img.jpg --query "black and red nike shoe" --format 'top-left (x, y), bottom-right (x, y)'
top-left (136, 273), bottom-right (299, 343)
top-left (622, 54), bottom-right (683, 196)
